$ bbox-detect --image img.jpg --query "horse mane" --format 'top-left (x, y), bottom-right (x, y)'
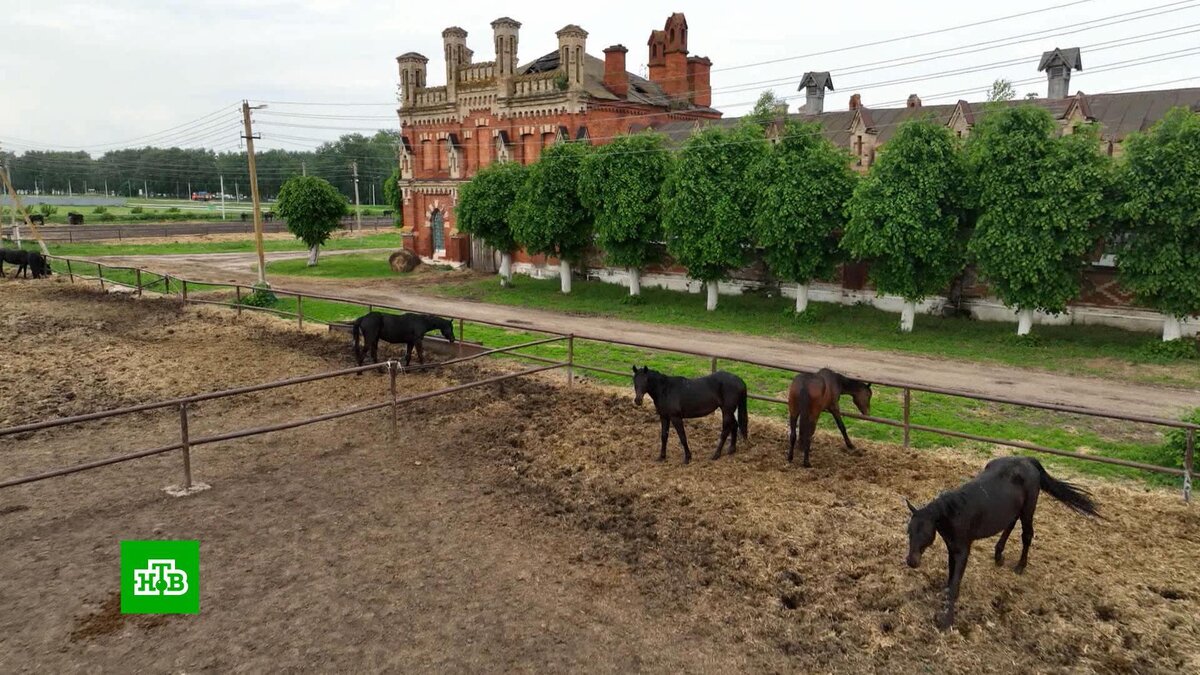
top-left (835, 372), bottom-right (870, 392)
top-left (923, 487), bottom-right (970, 523)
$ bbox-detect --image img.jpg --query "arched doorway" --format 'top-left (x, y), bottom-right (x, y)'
top-left (430, 209), bottom-right (445, 254)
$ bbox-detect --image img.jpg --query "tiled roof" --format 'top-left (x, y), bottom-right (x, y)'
top-left (517, 50), bottom-right (715, 113)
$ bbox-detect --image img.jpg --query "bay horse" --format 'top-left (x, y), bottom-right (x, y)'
top-left (631, 365), bottom-right (748, 464)
top-left (904, 456), bottom-right (1100, 630)
top-left (351, 311), bottom-right (455, 369)
top-left (786, 368), bottom-right (872, 467)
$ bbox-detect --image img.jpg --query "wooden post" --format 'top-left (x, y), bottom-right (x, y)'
top-left (164, 275), bottom-right (170, 295)
top-left (235, 285), bottom-right (243, 316)
top-left (242, 100), bottom-right (269, 287)
top-left (903, 388), bottom-right (912, 449)
top-left (179, 403), bottom-right (193, 490)
top-left (389, 361), bottom-right (399, 440)
top-left (97, 263), bottom-right (105, 292)
top-left (297, 294), bottom-right (304, 328)
top-left (566, 334), bottom-right (574, 387)
top-left (135, 268), bottom-right (143, 296)
top-left (710, 356), bottom-right (717, 374)
top-left (457, 318), bottom-right (464, 356)
top-left (0, 161), bottom-right (49, 255)
top-left (66, 258), bottom-right (73, 283)
top-left (181, 279), bottom-right (188, 303)
top-left (1185, 429), bottom-right (1194, 503)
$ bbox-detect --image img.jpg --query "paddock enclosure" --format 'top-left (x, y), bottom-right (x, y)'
top-left (1, 281), bottom-right (1199, 673)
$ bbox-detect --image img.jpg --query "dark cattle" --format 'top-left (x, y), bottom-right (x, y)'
top-left (631, 366), bottom-right (748, 464)
top-left (351, 311), bottom-right (455, 368)
top-left (905, 456), bottom-right (1100, 630)
top-left (28, 214), bottom-right (45, 226)
top-left (0, 249), bottom-right (51, 279)
top-left (786, 368), bottom-right (872, 467)
top-left (263, 211), bottom-right (275, 223)
top-left (67, 212), bottom-right (84, 225)
top-left (382, 210), bottom-right (394, 218)
top-left (240, 212), bottom-right (249, 222)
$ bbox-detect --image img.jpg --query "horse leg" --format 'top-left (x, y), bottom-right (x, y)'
top-left (404, 343), bottom-right (414, 367)
top-left (1013, 496), bottom-right (1038, 574)
top-left (671, 417), bottom-right (692, 464)
top-left (369, 338), bottom-right (380, 366)
top-left (416, 340), bottom-right (425, 364)
top-left (787, 413), bottom-right (798, 463)
top-left (727, 407), bottom-right (739, 455)
top-left (712, 411), bottom-right (731, 460)
top-left (995, 518), bottom-right (1018, 566)
top-left (830, 405), bottom-right (855, 451)
top-left (800, 418), bottom-right (817, 468)
top-left (658, 417), bottom-right (669, 462)
top-left (937, 545), bottom-right (971, 631)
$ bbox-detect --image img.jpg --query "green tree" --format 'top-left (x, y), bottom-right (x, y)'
top-left (745, 90), bottom-right (785, 129)
top-left (275, 175), bottom-right (349, 266)
top-left (966, 105), bottom-right (1111, 334)
top-left (457, 161), bottom-right (527, 287)
top-left (383, 166), bottom-right (403, 228)
top-left (510, 141), bottom-right (591, 293)
top-left (578, 132), bottom-right (672, 296)
top-left (754, 120), bottom-right (856, 315)
top-left (1115, 106), bottom-right (1200, 341)
top-left (986, 78), bottom-right (1016, 102)
top-left (842, 119), bottom-right (969, 332)
top-left (663, 124), bottom-right (768, 310)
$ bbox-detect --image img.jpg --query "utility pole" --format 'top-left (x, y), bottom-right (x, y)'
top-left (0, 159), bottom-right (48, 255)
top-left (242, 100), bottom-right (269, 286)
top-left (371, 183), bottom-right (376, 206)
top-left (301, 161), bottom-right (307, 176)
top-left (144, 180), bottom-right (149, 200)
top-left (104, 179), bottom-right (109, 196)
top-left (219, 175), bottom-right (226, 220)
top-left (351, 160), bottom-right (362, 233)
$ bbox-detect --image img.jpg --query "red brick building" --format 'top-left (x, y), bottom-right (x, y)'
top-left (396, 13), bottom-right (720, 264)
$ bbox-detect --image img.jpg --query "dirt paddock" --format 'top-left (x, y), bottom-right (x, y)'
top-left (1, 280), bottom-right (1198, 673)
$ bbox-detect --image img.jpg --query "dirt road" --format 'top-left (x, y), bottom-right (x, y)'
top-left (84, 252), bottom-right (1200, 419)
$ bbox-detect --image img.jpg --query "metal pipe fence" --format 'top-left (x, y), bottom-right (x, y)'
top-left (35, 255), bottom-right (1200, 501)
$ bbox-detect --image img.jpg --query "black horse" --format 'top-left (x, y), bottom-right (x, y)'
top-left (351, 311), bottom-right (455, 368)
top-left (0, 249), bottom-right (51, 279)
top-left (631, 365), bottom-right (748, 464)
top-left (786, 368), bottom-right (872, 467)
top-left (905, 456), bottom-right (1100, 630)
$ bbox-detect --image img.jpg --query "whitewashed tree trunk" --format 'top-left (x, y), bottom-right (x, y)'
top-left (900, 301), bottom-right (916, 333)
top-left (794, 283), bottom-right (809, 313)
top-left (12, 225), bottom-right (20, 247)
top-left (559, 260), bottom-right (572, 294)
top-left (307, 244), bottom-right (319, 266)
top-left (1016, 308), bottom-right (1033, 336)
top-left (706, 282), bottom-right (719, 311)
top-left (1163, 316), bottom-right (1183, 342)
top-left (499, 252), bottom-right (513, 287)
top-left (628, 268), bottom-right (641, 296)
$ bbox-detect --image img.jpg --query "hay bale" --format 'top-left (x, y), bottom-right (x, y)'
top-left (388, 249), bottom-right (421, 274)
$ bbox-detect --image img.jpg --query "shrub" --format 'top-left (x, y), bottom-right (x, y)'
top-left (92, 206), bottom-right (108, 215)
top-left (1137, 338), bottom-right (1200, 363)
top-left (240, 285), bottom-right (278, 307)
top-left (97, 213), bottom-right (116, 222)
top-left (166, 206), bottom-right (181, 213)
top-left (38, 204), bottom-right (58, 216)
top-left (1158, 408), bottom-right (1200, 470)
top-left (131, 206), bottom-right (144, 214)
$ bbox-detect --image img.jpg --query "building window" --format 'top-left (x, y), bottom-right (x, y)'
top-left (430, 209), bottom-right (446, 253)
top-left (422, 141), bottom-right (434, 171)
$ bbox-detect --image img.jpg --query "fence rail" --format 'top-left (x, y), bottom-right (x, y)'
top-left (19, 255), bottom-right (1200, 501)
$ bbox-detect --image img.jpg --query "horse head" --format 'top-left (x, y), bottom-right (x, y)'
top-left (851, 381), bottom-right (873, 416)
top-left (904, 498), bottom-right (936, 568)
top-left (436, 318), bottom-right (455, 343)
top-left (631, 365), bottom-right (651, 406)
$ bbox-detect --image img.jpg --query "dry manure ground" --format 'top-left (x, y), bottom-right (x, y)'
top-left (1, 280), bottom-right (1198, 673)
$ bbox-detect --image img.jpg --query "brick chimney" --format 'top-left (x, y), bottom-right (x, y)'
top-left (603, 45), bottom-right (628, 97)
top-left (1038, 47), bottom-right (1082, 100)
top-left (907, 94), bottom-right (922, 108)
top-left (647, 29), bottom-right (666, 83)
top-left (660, 13), bottom-right (690, 100)
top-left (686, 56), bottom-right (712, 107)
top-left (849, 93), bottom-right (862, 111)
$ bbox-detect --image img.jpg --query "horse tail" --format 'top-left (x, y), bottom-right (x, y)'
top-left (737, 387), bottom-right (749, 439)
top-left (1033, 459), bottom-right (1101, 518)
top-left (351, 316), bottom-right (363, 365)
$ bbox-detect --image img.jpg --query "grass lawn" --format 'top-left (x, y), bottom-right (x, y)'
top-left (227, 292), bottom-right (1188, 488)
top-left (266, 253), bottom-right (396, 279)
top-left (3, 198), bottom-right (395, 224)
top-left (427, 276), bottom-right (1200, 389)
top-left (26, 233), bottom-right (401, 257)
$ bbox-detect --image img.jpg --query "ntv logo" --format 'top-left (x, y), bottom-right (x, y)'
top-left (133, 559), bottom-right (189, 596)
top-left (121, 540), bottom-right (200, 614)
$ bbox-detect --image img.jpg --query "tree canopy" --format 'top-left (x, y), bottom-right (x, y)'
top-left (842, 118), bottom-right (969, 302)
top-left (510, 141), bottom-right (592, 262)
top-left (275, 175), bottom-right (349, 255)
top-left (1115, 106), bottom-right (1200, 320)
top-left (966, 105), bottom-right (1111, 314)
top-left (754, 120), bottom-right (856, 290)
top-left (456, 161), bottom-right (527, 253)
top-left (578, 132), bottom-right (672, 270)
top-left (662, 124), bottom-right (768, 282)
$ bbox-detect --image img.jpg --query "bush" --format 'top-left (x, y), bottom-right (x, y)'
top-left (97, 213), bottom-right (116, 222)
top-left (1158, 408), bottom-right (1200, 470)
top-left (239, 285), bottom-right (277, 307)
top-left (1137, 338), bottom-right (1200, 363)
top-left (92, 206), bottom-right (108, 215)
top-left (131, 206), bottom-right (144, 214)
top-left (38, 204), bottom-right (58, 216)
top-left (166, 206), bottom-right (181, 213)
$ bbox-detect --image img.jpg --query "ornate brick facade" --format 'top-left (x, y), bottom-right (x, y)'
top-left (397, 13), bottom-right (721, 264)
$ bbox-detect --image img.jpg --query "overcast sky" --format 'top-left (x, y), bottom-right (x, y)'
top-left (3, 0), bottom-right (1199, 156)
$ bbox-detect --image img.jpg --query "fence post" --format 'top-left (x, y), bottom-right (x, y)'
top-left (181, 279), bottom-right (188, 304)
top-left (710, 356), bottom-right (718, 374)
top-left (179, 403), bottom-right (193, 490)
top-left (297, 295), bottom-right (304, 329)
top-left (566, 334), bottom-right (574, 387)
top-left (164, 275), bottom-right (170, 295)
top-left (97, 263), bottom-right (105, 292)
top-left (66, 259), bottom-right (73, 283)
top-left (457, 318), bottom-right (464, 356)
top-left (389, 361), bottom-right (399, 440)
top-left (235, 285), bottom-right (242, 316)
top-left (903, 388), bottom-right (912, 449)
top-left (135, 268), bottom-right (142, 296)
top-left (1185, 429), bottom-right (1194, 503)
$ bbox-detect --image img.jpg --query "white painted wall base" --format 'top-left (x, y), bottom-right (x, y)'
top-left (1164, 316), bottom-right (1183, 341)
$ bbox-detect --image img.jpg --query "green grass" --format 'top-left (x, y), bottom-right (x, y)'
top-left (427, 276), bottom-right (1200, 388)
top-left (266, 253), bottom-right (396, 279)
top-left (26, 233), bottom-right (401, 257)
top-left (223, 292), bottom-right (1188, 488)
top-left (2, 198), bottom-right (394, 224)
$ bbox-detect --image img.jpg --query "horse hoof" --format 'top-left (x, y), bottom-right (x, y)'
top-left (935, 614), bottom-right (954, 631)
top-left (656, 456), bottom-right (666, 463)
top-left (1013, 563), bottom-right (1027, 575)
top-left (802, 461), bottom-right (812, 468)
top-left (994, 555), bottom-right (1004, 566)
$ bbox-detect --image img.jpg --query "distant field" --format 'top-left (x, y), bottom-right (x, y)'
top-left (1, 198), bottom-right (396, 224)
